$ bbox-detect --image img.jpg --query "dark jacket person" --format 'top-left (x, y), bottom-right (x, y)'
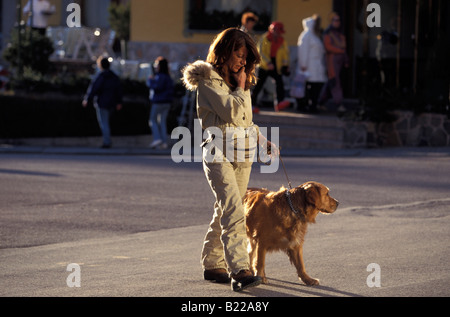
top-left (83, 57), bottom-right (123, 148)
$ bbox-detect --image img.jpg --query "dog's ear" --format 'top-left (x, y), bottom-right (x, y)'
top-left (301, 183), bottom-right (313, 190)
top-left (301, 183), bottom-right (321, 208)
top-left (300, 183), bottom-right (324, 223)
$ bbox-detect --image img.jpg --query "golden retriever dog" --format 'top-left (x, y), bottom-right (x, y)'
top-left (244, 181), bottom-right (339, 286)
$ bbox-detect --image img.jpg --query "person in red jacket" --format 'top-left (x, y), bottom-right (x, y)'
top-left (318, 12), bottom-right (349, 114)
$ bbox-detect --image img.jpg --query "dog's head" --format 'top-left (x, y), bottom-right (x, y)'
top-left (290, 181), bottom-right (339, 223)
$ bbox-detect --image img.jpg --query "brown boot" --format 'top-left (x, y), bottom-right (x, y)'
top-left (231, 270), bottom-right (262, 292)
top-left (204, 268), bottom-right (230, 283)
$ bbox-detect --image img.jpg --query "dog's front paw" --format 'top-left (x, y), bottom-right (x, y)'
top-left (301, 277), bottom-right (320, 286)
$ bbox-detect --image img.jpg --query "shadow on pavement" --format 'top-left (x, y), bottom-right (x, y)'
top-left (241, 278), bottom-right (364, 297)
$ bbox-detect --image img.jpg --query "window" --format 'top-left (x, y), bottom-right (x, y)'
top-left (186, 0), bottom-right (275, 32)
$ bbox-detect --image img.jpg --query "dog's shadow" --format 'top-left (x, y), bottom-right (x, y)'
top-left (242, 278), bottom-right (364, 297)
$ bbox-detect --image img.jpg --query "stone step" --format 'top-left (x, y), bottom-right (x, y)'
top-left (278, 137), bottom-right (345, 150)
top-left (253, 111), bottom-right (345, 149)
top-left (254, 111), bottom-right (343, 129)
top-left (275, 125), bottom-right (344, 142)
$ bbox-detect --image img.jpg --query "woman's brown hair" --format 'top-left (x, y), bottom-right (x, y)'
top-left (206, 28), bottom-right (261, 90)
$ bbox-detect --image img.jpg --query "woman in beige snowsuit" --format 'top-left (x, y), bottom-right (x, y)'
top-left (183, 28), bottom-right (277, 292)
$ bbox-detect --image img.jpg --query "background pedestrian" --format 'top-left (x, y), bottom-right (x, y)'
top-left (297, 15), bottom-right (327, 113)
top-left (83, 57), bottom-right (123, 149)
top-left (147, 56), bottom-right (174, 149)
top-left (252, 21), bottom-right (290, 111)
top-left (240, 11), bottom-right (259, 43)
top-left (23, 0), bottom-right (55, 35)
top-left (318, 12), bottom-right (349, 114)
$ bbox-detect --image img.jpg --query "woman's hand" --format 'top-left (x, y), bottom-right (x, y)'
top-left (266, 139), bottom-right (280, 158)
top-left (258, 133), bottom-right (280, 159)
top-left (232, 67), bottom-right (247, 89)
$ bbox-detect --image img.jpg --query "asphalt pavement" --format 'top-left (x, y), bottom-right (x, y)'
top-left (2, 202), bottom-right (449, 298)
top-left (1, 143), bottom-right (449, 302)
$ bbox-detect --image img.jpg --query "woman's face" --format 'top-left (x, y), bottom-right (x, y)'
top-left (226, 46), bottom-right (248, 73)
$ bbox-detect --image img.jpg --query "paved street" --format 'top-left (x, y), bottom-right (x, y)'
top-left (1, 147), bottom-right (449, 299)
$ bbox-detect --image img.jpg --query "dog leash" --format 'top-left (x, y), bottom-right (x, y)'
top-left (277, 149), bottom-right (305, 217)
top-left (260, 146), bottom-right (302, 218)
top-left (279, 151), bottom-right (302, 216)
top-left (259, 146), bottom-right (293, 190)
top-left (279, 152), bottom-right (293, 190)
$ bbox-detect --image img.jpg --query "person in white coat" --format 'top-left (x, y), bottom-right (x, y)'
top-left (297, 15), bottom-right (327, 113)
top-left (23, 0), bottom-right (55, 35)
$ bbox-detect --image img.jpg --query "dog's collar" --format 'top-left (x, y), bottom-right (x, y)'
top-left (285, 189), bottom-right (301, 216)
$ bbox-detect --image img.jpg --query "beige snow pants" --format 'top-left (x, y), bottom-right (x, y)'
top-left (201, 160), bottom-right (252, 275)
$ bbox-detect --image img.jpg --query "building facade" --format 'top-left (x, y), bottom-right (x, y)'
top-left (127, 0), bottom-right (333, 71)
top-left (1, 0), bottom-right (448, 105)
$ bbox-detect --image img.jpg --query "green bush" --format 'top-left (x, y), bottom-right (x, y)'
top-left (2, 27), bottom-right (54, 75)
top-left (7, 67), bottom-right (92, 94)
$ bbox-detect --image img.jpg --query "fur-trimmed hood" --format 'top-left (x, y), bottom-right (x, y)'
top-left (182, 60), bottom-right (214, 91)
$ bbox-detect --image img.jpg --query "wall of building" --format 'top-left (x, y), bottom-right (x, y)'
top-left (129, 0), bottom-right (333, 71)
top-left (130, 0), bottom-right (333, 45)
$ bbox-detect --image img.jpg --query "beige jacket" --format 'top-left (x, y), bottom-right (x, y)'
top-left (183, 60), bottom-right (259, 162)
